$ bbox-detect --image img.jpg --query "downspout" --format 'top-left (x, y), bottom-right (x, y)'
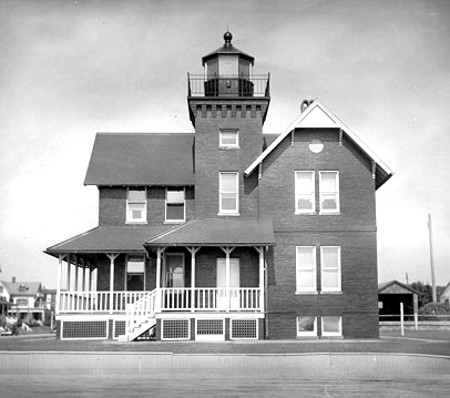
top-left (265, 246), bottom-right (269, 340)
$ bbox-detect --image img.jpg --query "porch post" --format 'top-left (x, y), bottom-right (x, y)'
top-left (67, 256), bottom-right (72, 291)
top-left (156, 247), bottom-right (166, 311)
top-left (106, 253), bottom-right (119, 315)
top-left (56, 254), bottom-right (66, 316)
top-left (220, 247), bottom-right (235, 312)
top-left (187, 247), bottom-right (201, 312)
top-left (255, 246), bottom-right (265, 312)
top-left (82, 260), bottom-right (86, 291)
top-left (74, 256), bottom-right (79, 292)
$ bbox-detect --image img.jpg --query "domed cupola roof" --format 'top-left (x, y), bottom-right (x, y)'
top-left (202, 31), bottom-right (254, 66)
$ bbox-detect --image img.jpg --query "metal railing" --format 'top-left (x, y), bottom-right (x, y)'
top-left (188, 73), bottom-right (270, 98)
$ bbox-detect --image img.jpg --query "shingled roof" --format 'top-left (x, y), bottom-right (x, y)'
top-left (84, 133), bottom-right (195, 186)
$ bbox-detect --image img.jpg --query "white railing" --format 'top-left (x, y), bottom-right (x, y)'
top-left (126, 289), bottom-right (157, 334)
top-left (58, 287), bottom-right (262, 314)
top-left (160, 287), bottom-right (261, 311)
top-left (58, 291), bottom-right (147, 313)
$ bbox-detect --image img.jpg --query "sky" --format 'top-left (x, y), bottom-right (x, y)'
top-left (0, 0), bottom-right (449, 289)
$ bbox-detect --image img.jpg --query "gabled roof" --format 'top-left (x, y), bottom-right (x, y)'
top-left (245, 99), bottom-right (393, 189)
top-left (84, 133), bottom-right (195, 186)
top-left (2, 282), bottom-right (43, 297)
top-left (145, 218), bottom-right (275, 247)
top-left (378, 280), bottom-right (422, 295)
top-left (45, 225), bottom-right (176, 255)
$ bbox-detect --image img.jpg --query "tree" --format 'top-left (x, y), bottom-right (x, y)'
top-left (410, 281), bottom-right (445, 308)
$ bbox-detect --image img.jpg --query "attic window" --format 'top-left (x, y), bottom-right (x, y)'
top-left (19, 284), bottom-right (29, 292)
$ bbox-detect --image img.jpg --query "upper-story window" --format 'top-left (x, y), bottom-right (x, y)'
top-left (219, 172), bottom-right (239, 215)
top-left (319, 171), bottom-right (340, 214)
top-left (295, 171), bottom-right (315, 214)
top-left (166, 187), bottom-right (185, 223)
top-left (219, 129), bottom-right (239, 148)
top-left (126, 187), bottom-right (147, 223)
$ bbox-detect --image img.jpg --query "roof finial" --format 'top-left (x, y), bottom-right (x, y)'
top-left (224, 27), bottom-right (232, 47)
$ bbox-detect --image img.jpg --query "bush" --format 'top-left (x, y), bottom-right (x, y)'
top-left (419, 303), bottom-right (450, 320)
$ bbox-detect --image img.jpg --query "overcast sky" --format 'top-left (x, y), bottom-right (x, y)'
top-left (0, 0), bottom-right (449, 289)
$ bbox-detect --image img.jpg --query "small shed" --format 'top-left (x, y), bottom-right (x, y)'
top-left (378, 280), bottom-right (421, 321)
top-left (439, 282), bottom-right (450, 307)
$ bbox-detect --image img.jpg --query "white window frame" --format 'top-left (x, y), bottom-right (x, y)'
top-left (296, 316), bottom-right (317, 337)
top-left (126, 187), bottom-right (147, 223)
top-left (125, 255), bottom-right (146, 291)
top-left (295, 171), bottom-right (316, 214)
top-left (219, 172), bottom-right (239, 215)
top-left (165, 187), bottom-right (186, 223)
top-left (295, 246), bottom-right (317, 293)
top-left (321, 316), bottom-right (342, 337)
top-left (320, 246), bottom-right (341, 293)
top-left (219, 129), bottom-right (239, 148)
top-left (319, 171), bottom-right (340, 214)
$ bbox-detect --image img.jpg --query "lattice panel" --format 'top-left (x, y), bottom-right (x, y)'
top-left (196, 319), bottom-right (224, 336)
top-left (114, 320), bottom-right (126, 339)
top-left (61, 320), bottom-right (108, 340)
top-left (162, 319), bottom-right (190, 340)
top-left (231, 319), bottom-right (258, 340)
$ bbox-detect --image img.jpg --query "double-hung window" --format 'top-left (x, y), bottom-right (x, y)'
top-left (295, 171), bottom-right (315, 214)
top-left (321, 316), bottom-right (342, 337)
top-left (319, 171), bottom-right (339, 213)
top-left (219, 172), bottom-right (239, 215)
top-left (165, 188), bottom-right (185, 223)
top-left (320, 246), bottom-right (341, 292)
top-left (126, 255), bottom-right (145, 291)
top-left (295, 246), bottom-right (317, 293)
top-left (220, 129), bottom-right (239, 148)
top-left (127, 187), bottom-right (146, 223)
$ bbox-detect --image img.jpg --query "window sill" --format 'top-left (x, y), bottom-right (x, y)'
top-left (319, 291), bottom-right (342, 295)
top-left (125, 221), bottom-right (148, 225)
top-left (164, 220), bottom-right (185, 224)
top-left (295, 212), bottom-right (316, 216)
top-left (319, 211), bottom-right (341, 216)
top-left (218, 146), bottom-right (239, 150)
top-left (295, 291), bottom-right (318, 295)
top-left (218, 213), bottom-right (240, 216)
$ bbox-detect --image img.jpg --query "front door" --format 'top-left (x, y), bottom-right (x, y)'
top-left (164, 254), bottom-right (185, 288)
top-left (216, 258), bottom-right (240, 310)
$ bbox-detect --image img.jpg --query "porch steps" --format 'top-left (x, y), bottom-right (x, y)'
top-left (118, 317), bottom-right (157, 342)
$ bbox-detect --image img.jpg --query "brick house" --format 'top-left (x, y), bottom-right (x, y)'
top-left (46, 32), bottom-right (392, 341)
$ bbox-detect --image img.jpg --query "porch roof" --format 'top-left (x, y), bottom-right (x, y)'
top-left (45, 225), bottom-right (176, 255)
top-left (144, 218), bottom-right (275, 247)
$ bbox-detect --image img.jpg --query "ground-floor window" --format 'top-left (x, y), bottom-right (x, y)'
top-left (321, 316), bottom-right (342, 337)
top-left (296, 316), bottom-right (342, 338)
top-left (296, 316), bottom-right (317, 337)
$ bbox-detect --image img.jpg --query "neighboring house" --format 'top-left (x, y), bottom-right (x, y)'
top-left (46, 32), bottom-right (392, 341)
top-left (2, 279), bottom-right (45, 322)
top-left (439, 282), bottom-right (450, 307)
top-left (378, 280), bottom-right (421, 321)
top-left (0, 281), bottom-right (11, 316)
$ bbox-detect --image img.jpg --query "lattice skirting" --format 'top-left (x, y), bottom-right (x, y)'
top-left (161, 319), bottom-right (191, 341)
top-left (61, 320), bottom-right (109, 340)
top-left (113, 320), bottom-right (126, 339)
top-left (230, 318), bottom-right (258, 340)
top-left (196, 318), bottom-right (225, 341)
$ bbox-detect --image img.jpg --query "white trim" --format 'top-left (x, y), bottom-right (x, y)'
top-left (219, 172), bottom-right (239, 215)
top-left (321, 316), bottom-right (343, 337)
top-left (244, 99), bottom-right (393, 179)
top-left (296, 316), bottom-right (318, 337)
top-left (320, 246), bottom-right (341, 293)
top-left (155, 313), bottom-right (265, 319)
top-left (295, 246), bottom-right (317, 293)
top-left (126, 187), bottom-right (147, 224)
top-left (295, 171), bottom-right (316, 214)
top-left (319, 171), bottom-right (340, 214)
top-left (165, 187), bottom-right (186, 223)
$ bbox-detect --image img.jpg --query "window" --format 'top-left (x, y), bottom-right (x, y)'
top-left (220, 129), bottom-right (239, 148)
top-left (126, 256), bottom-right (145, 291)
top-left (219, 172), bottom-right (239, 215)
top-left (320, 246), bottom-right (341, 292)
top-left (319, 172), bottom-right (339, 213)
top-left (295, 171), bottom-right (315, 214)
top-left (296, 246), bottom-right (317, 293)
top-left (297, 316), bottom-right (317, 337)
top-left (126, 187), bottom-right (146, 223)
top-left (321, 316), bottom-right (342, 337)
top-left (165, 188), bottom-right (185, 223)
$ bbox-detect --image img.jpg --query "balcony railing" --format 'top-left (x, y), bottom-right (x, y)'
top-left (188, 73), bottom-right (270, 98)
top-left (58, 288), bottom-right (262, 314)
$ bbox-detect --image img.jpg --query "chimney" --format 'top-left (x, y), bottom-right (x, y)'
top-left (12, 276), bottom-right (16, 284)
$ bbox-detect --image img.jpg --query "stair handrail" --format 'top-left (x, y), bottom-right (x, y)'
top-left (126, 289), bottom-right (158, 336)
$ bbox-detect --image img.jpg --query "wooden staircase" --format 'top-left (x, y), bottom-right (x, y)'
top-left (118, 289), bottom-right (157, 342)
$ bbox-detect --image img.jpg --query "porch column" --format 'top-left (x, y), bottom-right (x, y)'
top-left (56, 254), bottom-right (66, 316)
top-left (156, 247), bottom-right (166, 311)
top-left (255, 246), bottom-right (265, 312)
top-left (74, 256), bottom-right (79, 292)
top-left (67, 256), bottom-right (72, 291)
top-left (187, 246), bottom-right (201, 312)
top-left (82, 260), bottom-right (86, 291)
top-left (220, 247), bottom-right (235, 312)
top-left (106, 253), bottom-right (119, 315)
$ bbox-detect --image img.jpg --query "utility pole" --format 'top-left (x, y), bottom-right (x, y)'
top-left (428, 213), bottom-right (437, 303)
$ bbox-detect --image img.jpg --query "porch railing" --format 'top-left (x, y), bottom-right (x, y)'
top-left (58, 288), bottom-right (262, 314)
